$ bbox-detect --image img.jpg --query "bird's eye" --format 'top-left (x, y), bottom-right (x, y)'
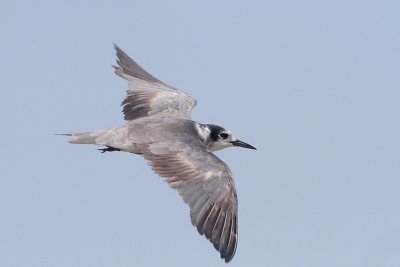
top-left (219, 133), bottom-right (229, 139)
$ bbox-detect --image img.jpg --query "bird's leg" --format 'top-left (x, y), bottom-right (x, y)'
top-left (98, 146), bottom-right (121, 153)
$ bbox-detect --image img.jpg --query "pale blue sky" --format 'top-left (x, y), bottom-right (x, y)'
top-left (1, 1), bottom-right (399, 266)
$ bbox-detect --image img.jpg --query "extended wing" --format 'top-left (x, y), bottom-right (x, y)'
top-left (139, 139), bottom-right (238, 262)
top-left (114, 45), bottom-right (197, 121)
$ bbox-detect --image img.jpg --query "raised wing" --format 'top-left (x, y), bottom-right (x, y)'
top-left (113, 45), bottom-right (197, 121)
top-left (133, 135), bottom-right (238, 262)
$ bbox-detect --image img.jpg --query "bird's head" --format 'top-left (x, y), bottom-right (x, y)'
top-left (200, 124), bottom-right (257, 152)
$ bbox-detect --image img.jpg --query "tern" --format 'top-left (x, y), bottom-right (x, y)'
top-left (64, 45), bottom-right (256, 262)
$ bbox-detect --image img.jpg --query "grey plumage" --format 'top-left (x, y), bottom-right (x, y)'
top-left (65, 45), bottom-right (256, 262)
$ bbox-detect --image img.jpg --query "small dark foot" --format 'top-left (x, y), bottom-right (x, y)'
top-left (98, 146), bottom-right (121, 153)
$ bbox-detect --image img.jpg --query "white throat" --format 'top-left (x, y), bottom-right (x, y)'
top-left (208, 140), bottom-right (232, 152)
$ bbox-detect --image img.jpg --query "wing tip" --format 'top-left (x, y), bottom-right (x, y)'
top-left (112, 43), bottom-right (161, 83)
top-left (221, 232), bottom-right (238, 263)
top-left (193, 202), bottom-right (238, 262)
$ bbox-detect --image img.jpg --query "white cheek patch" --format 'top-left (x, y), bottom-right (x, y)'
top-left (209, 139), bottom-right (233, 152)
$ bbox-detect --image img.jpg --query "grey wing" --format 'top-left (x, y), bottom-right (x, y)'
top-left (136, 139), bottom-right (238, 262)
top-left (113, 45), bottom-right (197, 121)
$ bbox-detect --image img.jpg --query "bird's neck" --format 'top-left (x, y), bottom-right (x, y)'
top-left (194, 122), bottom-right (212, 148)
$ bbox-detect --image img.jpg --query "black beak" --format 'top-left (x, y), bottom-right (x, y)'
top-left (230, 140), bottom-right (257, 150)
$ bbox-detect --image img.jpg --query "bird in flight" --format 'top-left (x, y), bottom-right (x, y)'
top-left (64, 45), bottom-right (256, 262)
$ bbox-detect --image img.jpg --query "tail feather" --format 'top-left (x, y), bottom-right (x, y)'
top-left (59, 127), bottom-right (136, 153)
top-left (65, 131), bottom-right (98, 144)
top-left (68, 132), bottom-right (99, 144)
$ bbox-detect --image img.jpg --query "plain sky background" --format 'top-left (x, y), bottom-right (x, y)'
top-left (1, 1), bottom-right (399, 266)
